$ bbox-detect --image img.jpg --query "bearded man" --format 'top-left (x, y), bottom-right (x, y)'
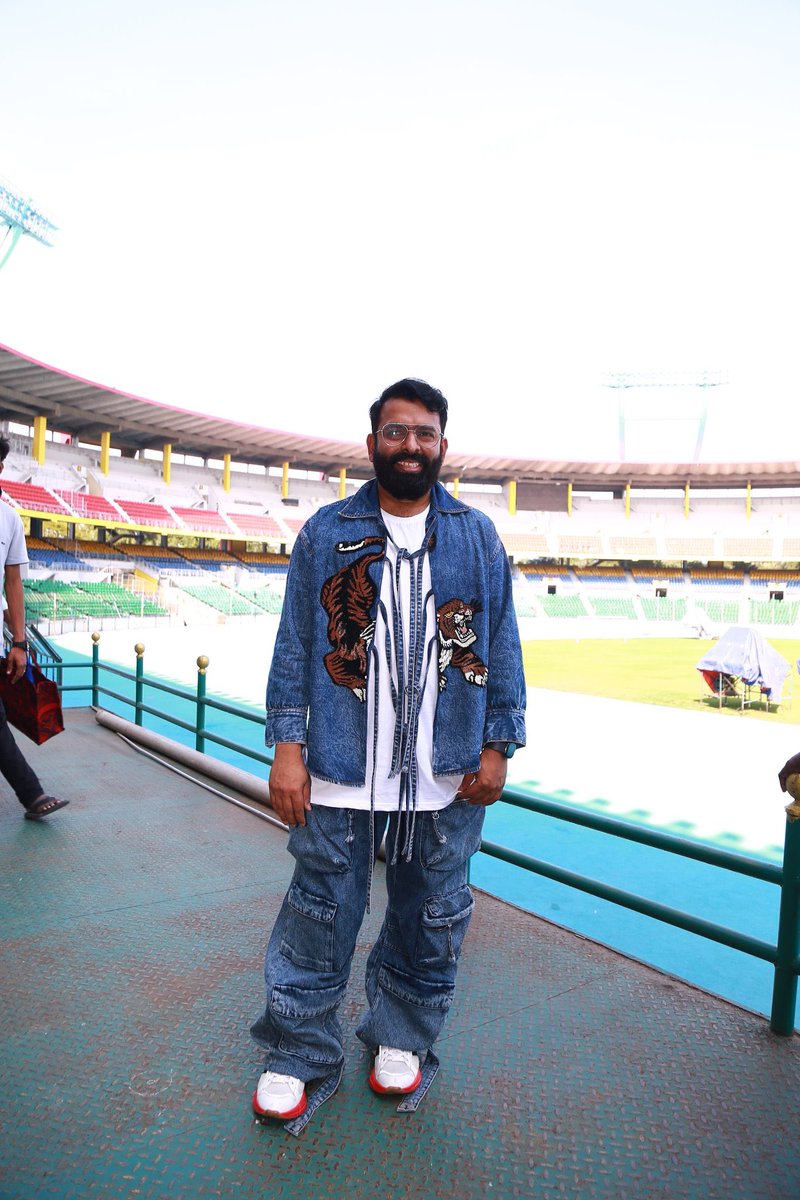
top-left (250, 378), bottom-right (526, 1128)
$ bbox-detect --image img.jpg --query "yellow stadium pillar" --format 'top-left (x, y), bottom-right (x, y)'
top-left (746, 481), bottom-right (751, 520)
top-left (625, 482), bottom-right (631, 519)
top-left (162, 443), bottom-right (172, 485)
top-left (100, 430), bottom-right (111, 476)
top-left (567, 481), bottom-right (573, 517)
top-left (223, 453), bottom-right (231, 493)
top-left (684, 481), bottom-right (690, 519)
top-left (339, 468), bottom-right (347, 499)
top-left (451, 476), bottom-right (459, 500)
top-left (33, 415), bottom-right (47, 464)
top-left (507, 478), bottom-right (517, 516)
top-left (282, 461), bottom-right (289, 499)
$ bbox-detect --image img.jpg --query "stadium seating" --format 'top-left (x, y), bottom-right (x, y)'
top-left (500, 532), bottom-right (550, 555)
top-left (113, 499), bottom-right (180, 528)
top-left (519, 564), bottom-right (571, 579)
top-left (608, 537), bottom-right (658, 558)
top-left (56, 491), bottom-right (126, 521)
top-left (539, 595), bottom-right (588, 618)
top-left (750, 568), bottom-right (800, 588)
top-left (242, 586), bottom-right (285, 615)
top-left (665, 538), bottom-right (714, 559)
top-left (170, 507), bottom-right (235, 535)
top-left (640, 598), bottom-right (687, 621)
top-left (556, 534), bottom-right (603, 558)
top-left (1, 479), bottom-right (72, 515)
top-left (23, 578), bottom-right (167, 619)
top-left (749, 598), bottom-right (800, 626)
top-left (227, 512), bottom-right (285, 539)
top-left (176, 547), bottom-right (239, 568)
top-left (71, 539), bottom-right (129, 562)
top-left (689, 568), bottom-right (744, 586)
top-left (722, 538), bottom-right (775, 560)
top-left (589, 597), bottom-right (637, 619)
top-left (178, 582), bottom-right (260, 616)
top-left (696, 600), bottom-right (740, 624)
top-left (25, 537), bottom-right (88, 570)
top-left (8, 425), bottom-right (800, 638)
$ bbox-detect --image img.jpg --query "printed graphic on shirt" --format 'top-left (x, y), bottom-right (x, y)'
top-left (320, 536), bottom-right (386, 702)
top-left (436, 597), bottom-right (488, 690)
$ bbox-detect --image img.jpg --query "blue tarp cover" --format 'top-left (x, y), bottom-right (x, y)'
top-left (696, 626), bottom-right (790, 700)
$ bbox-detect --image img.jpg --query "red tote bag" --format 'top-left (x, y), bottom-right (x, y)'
top-left (0, 657), bottom-right (65, 745)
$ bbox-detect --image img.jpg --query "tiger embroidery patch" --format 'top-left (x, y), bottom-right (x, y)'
top-left (436, 597), bottom-right (488, 690)
top-left (320, 537), bottom-right (385, 702)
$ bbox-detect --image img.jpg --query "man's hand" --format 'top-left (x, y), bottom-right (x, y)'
top-left (778, 752), bottom-right (800, 792)
top-left (268, 743), bottom-right (312, 827)
top-left (456, 746), bottom-right (508, 807)
top-left (5, 645), bottom-right (27, 685)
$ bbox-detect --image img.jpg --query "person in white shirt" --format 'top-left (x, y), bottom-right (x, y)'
top-left (250, 380), bottom-right (525, 1128)
top-left (0, 436), bottom-right (68, 820)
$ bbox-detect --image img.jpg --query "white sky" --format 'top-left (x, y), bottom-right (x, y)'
top-left (1, 0), bottom-right (800, 463)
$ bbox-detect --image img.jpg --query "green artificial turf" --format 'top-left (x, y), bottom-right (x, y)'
top-left (522, 636), bottom-right (800, 724)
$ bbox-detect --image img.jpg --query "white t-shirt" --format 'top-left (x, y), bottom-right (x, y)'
top-left (310, 507), bottom-right (462, 812)
top-left (0, 495), bottom-right (29, 590)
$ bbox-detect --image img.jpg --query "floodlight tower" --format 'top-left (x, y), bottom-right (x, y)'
top-left (0, 176), bottom-right (58, 273)
top-left (605, 370), bottom-right (727, 461)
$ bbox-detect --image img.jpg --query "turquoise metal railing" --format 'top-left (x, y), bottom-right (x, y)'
top-left (54, 637), bottom-right (800, 1036)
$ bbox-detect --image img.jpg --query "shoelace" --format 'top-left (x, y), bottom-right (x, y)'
top-left (259, 1071), bottom-right (302, 1097)
top-left (377, 1046), bottom-right (417, 1071)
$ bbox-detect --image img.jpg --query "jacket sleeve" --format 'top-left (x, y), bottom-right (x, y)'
top-left (265, 529), bottom-right (315, 746)
top-left (482, 528), bottom-right (527, 748)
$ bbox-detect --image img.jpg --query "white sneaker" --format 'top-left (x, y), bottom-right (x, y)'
top-left (369, 1046), bottom-right (422, 1094)
top-left (252, 1070), bottom-right (307, 1119)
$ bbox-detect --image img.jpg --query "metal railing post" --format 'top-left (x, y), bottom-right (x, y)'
top-left (770, 796), bottom-right (800, 1035)
top-left (196, 654), bottom-right (209, 753)
top-left (134, 643), bottom-right (145, 727)
top-left (91, 632), bottom-right (100, 707)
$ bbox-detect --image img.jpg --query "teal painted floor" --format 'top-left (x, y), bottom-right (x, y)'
top-left (1, 708), bottom-right (799, 1199)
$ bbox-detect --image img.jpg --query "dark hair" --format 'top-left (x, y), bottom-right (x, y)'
top-left (0, 435), bottom-right (9, 463)
top-left (369, 378), bottom-right (448, 435)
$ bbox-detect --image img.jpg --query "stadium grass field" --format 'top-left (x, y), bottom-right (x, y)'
top-left (521, 636), bottom-right (800, 724)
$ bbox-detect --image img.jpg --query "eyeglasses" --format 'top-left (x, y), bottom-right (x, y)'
top-left (377, 423), bottom-right (442, 447)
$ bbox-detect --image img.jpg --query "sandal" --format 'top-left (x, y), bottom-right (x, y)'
top-left (24, 795), bottom-right (70, 821)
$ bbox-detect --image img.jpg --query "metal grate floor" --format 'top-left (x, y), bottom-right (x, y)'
top-left (0, 709), bottom-right (798, 1199)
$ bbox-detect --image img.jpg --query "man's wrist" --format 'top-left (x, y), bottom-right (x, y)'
top-left (10, 640), bottom-right (28, 653)
top-left (483, 741), bottom-right (516, 759)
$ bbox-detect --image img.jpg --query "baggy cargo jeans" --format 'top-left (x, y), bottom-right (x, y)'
top-left (250, 800), bottom-right (485, 1083)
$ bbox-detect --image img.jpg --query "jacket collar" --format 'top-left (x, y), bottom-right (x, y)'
top-left (339, 478), bottom-right (469, 519)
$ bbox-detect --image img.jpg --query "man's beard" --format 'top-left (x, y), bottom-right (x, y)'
top-left (372, 444), bottom-right (444, 501)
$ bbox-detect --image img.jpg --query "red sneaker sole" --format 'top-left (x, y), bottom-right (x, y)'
top-left (368, 1068), bottom-right (422, 1095)
top-left (252, 1089), bottom-right (307, 1120)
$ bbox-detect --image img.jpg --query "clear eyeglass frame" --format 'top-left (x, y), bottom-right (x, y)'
top-left (377, 423), bottom-right (442, 446)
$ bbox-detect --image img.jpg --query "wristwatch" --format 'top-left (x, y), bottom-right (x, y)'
top-left (484, 740), bottom-right (516, 759)
top-left (11, 640), bottom-right (28, 652)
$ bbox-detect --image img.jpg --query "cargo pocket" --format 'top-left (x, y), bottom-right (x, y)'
top-left (415, 884), bottom-right (475, 967)
top-left (420, 801), bottom-right (485, 870)
top-left (286, 807), bottom-right (354, 874)
top-left (279, 882), bottom-right (337, 973)
top-left (270, 980), bottom-right (345, 1067)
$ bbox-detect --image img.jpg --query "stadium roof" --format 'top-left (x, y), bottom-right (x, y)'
top-left (1, 342), bottom-right (799, 489)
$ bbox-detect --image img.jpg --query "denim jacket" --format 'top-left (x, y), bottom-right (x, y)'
top-left (265, 479), bottom-right (526, 784)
